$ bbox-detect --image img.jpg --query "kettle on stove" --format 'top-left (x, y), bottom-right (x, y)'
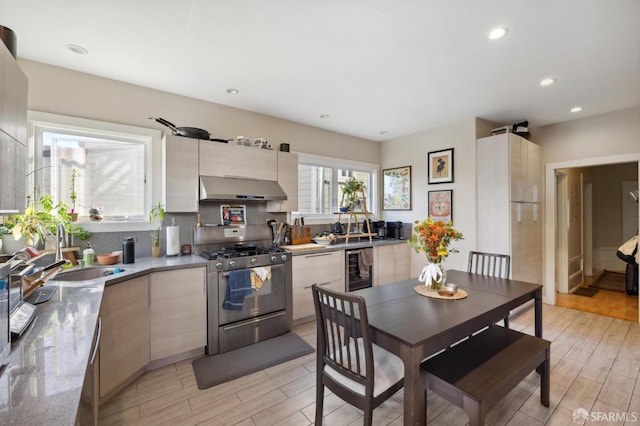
top-left (332, 221), bottom-right (345, 234)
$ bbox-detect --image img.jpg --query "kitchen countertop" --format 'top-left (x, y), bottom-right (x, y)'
top-left (284, 237), bottom-right (407, 255)
top-left (0, 254), bottom-right (207, 426)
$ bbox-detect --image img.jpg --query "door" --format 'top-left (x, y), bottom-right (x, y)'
top-left (556, 172), bottom-right (569, 293)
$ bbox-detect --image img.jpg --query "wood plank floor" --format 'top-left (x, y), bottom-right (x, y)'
top-left (556, 274), bottom-right (638, 323)
top-left (98, 304), bottom-right (640, 425)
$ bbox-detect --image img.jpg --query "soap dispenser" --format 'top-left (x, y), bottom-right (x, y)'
top-left (83, 243), bottom-right (95, 267)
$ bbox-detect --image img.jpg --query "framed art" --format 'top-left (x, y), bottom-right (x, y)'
top-left (220, 204), bottom-right (246, 225)
top-left (382, 166), bottom-right (412, 210)
top-left (427, 148), bottom-right (454, 184)
top-left (428, 190), bottom-right (453, 223)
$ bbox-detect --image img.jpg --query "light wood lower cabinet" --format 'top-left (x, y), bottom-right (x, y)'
top-left (373, 244), bottom-right (410, 286)
top-left (150, 267), bottom-right (207, 360)
top-left (99, 275), bottom-right (150, 399)
top-left (292, 251), bottom-right (345, 321)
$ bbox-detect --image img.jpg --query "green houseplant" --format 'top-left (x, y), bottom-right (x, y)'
top-left (340, 177), bottom-right (366, 211)
top-left (69, 168), bottom-right (78, 221)
top-left (149, 202), bottom-right (165, 257)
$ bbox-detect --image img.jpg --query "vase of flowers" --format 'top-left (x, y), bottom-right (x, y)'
top-left (407, 217), bottom-right (463, 290)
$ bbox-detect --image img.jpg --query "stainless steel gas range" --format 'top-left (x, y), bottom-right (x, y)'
top-left (194, 225), bottom-right (292, 355)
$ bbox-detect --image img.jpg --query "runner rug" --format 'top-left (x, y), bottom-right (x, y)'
top-left (192, 332), bottom-right (314, 390)
top-left (590, 270), bottom-right (626, 293)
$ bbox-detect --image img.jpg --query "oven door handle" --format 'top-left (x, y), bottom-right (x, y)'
top-left (222, 263), bottom-right (284, 277)
top-left (222, 310), bottom-right (285, 331)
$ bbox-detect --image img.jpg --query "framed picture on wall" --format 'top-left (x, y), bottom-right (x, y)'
top-left (427, 148), bottom-right (454, 184)
top-left (382, 166), bottom-right (411, 210)
top-left (428, 190), bottom-right (453, 223)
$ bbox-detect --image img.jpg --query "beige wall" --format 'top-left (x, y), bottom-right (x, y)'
top-left (380, 118), bottom-right (479, 274)
top-left (18, 59), bottom-right (380, 165)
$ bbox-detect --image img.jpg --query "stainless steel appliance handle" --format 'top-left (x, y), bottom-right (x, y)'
top-left (222, 310), bottom-right (285, 331)
top-left (222, 263), bottom-right (284, 277)
top-left (89, 317), bottom-right (101, 366)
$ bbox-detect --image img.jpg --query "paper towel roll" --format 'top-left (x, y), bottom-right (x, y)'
top-left (166, 226), bottom-right (180, 256)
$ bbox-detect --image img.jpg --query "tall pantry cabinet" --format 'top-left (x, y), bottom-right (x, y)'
top-left (476, 133), bottom-right (542, 284)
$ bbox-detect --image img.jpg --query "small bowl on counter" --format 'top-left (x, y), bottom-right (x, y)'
top-left (312, 237), bottom-right (335, 246)
top-left (96, 253), bottom-right (119, 265)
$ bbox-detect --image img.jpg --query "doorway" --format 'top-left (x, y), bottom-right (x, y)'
top-left (545, 154), bottom-right (640, 323)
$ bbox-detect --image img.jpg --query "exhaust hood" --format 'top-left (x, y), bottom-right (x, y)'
top-left (200, 176), bottom-right (287, 201)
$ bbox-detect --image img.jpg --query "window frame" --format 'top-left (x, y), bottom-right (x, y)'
top-left (27, 111), bottom-right (162, 233)
top-left (294, 152), bottom-right (379, 223)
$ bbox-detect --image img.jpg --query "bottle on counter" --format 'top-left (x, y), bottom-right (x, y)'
top-left (123, 237), bottom-right (135, 264)
top-left (83, 243), bottom-right (95, 267)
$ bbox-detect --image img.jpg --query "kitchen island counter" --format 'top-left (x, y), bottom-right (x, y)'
top-left (0, 254), bottom-right (207, 425)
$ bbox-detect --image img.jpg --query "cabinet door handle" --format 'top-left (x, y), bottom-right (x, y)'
top-left (304, 281), bottom-right (331, 289)
top-left (303, 253), bottom-right (333, 258)
top-left (90, 317), bottom-right (101, 367)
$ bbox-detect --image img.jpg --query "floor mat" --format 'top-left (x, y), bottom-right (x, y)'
top-left (590, 270), bottom-right (626, 293)
top-left (192, 332), bottom-right (314, 390)
top-left (574, 287), bottom-right (598, 297)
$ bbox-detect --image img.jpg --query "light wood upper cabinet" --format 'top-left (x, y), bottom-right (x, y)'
top-left (374, 244), bottom-right (410, 286)
top-left (267, 151), bottom-right (298, 212)
top-left (99, 275), bottom-right (150, 399)
top-left (162, 135), bottom-right (199, 212)
top-left (292, 251), bottom-right (344, 321)
top-left (149, 267), bottom-right (207, 360)
top-left (199, 141), bottom-right (278, 181)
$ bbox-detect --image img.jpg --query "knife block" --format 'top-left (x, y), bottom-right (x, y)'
top-left (291, 226), bottom-right (311, 245)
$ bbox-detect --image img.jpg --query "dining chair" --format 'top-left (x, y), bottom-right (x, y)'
top-left (468, 251), bottom-right (512, 327)
top-left (311, 284), bottom-right (404, 426)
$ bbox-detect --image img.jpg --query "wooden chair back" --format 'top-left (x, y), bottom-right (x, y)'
top-left (468, 251), bottom-right (511, 279)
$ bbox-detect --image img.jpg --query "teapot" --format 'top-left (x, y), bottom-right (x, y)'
top-left (332, 221), bottom-right (345, 235)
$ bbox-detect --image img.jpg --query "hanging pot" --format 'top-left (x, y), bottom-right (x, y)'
top-left (149, 117), bottom-right (230, 143)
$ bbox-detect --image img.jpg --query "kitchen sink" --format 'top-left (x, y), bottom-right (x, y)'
top-left (51, 267), bottom-right (126, 282)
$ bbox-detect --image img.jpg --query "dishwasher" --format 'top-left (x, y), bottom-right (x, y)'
top-left (345, 248), bottom-right (373, 291)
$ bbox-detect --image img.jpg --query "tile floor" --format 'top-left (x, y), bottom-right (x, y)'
top-left (98, 304), bottom-right (640, 425)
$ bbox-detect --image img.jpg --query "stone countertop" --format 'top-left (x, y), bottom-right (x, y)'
top-left (0, 254), bottom-right (207, 425)
top-left (284, 237), bottom-right (407, 256)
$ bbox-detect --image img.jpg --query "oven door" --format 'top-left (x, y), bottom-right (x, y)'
top-left (218, 263), bottom-right (286, 326)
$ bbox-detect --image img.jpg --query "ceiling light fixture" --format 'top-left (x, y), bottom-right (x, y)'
top-left (226, 88), bottom-right (239, 94)
top-left (66, 44), bottom-right (88, 55)
top-left (540, 77), bottom-right (556, 87)
top-left (319, 114), bottom-right (330, 119)
top-left (379, 130), bottom-right (388, 136)
top-left (488, 27), bottom-right (508, 40)
top-left (570, 106), bottom-right (583, 113)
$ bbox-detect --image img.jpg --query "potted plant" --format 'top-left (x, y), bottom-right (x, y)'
top-left (340, 177), bottom-right (366, 211)
top-left (69, 168), bottom-right (78, 221)
top-left (149, 202), bottom-right (165, 257)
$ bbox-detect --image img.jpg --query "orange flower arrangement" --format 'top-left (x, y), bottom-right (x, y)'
top-left (407, 217), bottom-right (463, 262)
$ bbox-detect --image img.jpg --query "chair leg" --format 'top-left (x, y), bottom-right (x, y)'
top-left (503, 316), bottom-right (509, 329)
top-left (363, 407), bottom-right (373, 426)
top-left (315, 382), bottom-right (325, 425)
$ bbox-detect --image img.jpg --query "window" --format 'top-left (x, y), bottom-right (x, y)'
top-left (295, 153), bottom-right (378, 220)
top-left (28, 112), bottom-right (162, 231)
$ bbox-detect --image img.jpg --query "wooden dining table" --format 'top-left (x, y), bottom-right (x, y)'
top-left (352, 269), bottom-right (543, 425)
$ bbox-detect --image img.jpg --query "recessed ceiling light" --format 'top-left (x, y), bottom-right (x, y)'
top-left (66, 44), bottom-right (88, 55)
top-left (570, 106), bottom-right (583, 113)
top-left (319, 114), bottom-right (330, 119)
top-left (540, 77), bottom-right (556, 87)
top-left (488, 27), bottom-right (508, 40)
top-left (226, 88), bottom-right (239, 94)
top-left (379, 130), bottom-right (388, 136)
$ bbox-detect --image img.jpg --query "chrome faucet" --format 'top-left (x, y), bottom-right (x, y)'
top-left (55, 223), bottom-right (66, 262)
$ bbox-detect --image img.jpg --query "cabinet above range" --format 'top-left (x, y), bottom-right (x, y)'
top-left (162, 136), bottom-right (298, 212)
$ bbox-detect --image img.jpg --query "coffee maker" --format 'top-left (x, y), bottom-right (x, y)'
top-left (386, 221), bottom-right (404, 239)
top-left (371, 221), bottom-right (387, 239)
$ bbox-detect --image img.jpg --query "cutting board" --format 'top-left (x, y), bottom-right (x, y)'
top-left (280, 243), bottom-right (326, 251)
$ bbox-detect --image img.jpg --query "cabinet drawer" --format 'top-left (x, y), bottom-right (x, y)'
top-left (292, 251), bottom-right (344, 287)
top-left (292, 278), bottom-right (343, 321)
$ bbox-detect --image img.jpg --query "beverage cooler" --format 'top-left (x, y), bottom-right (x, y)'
top-left (345, 248), bottom-right (373, 291)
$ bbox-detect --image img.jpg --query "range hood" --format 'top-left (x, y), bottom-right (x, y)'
top-left (200, 175), bottom-right (287, 201)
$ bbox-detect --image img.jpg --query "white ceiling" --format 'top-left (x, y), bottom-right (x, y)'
top-left (1, 0), bottom-right (639, 141)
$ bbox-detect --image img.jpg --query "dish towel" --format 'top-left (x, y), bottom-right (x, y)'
top-left (223, 269), bottom-right (252, 310)
top-left (357, 250), bottom-right (373, 279)
top-left (251, 266), bottom-right (271, 290)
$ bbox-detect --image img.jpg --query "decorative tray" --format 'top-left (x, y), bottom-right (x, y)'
top-left (414, 285), bottom-right (468, 300)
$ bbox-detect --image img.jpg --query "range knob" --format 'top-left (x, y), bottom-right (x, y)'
top-left (270, 255), bottom-right (278, 262)
top-left (250, 258), bottom-right (257, 265)
top-left (280, 254), bottom-right (288, 261)
top-left (229, 260), bottom-right (236, 268)
top-left (215, 262), bottom-right (224, 270)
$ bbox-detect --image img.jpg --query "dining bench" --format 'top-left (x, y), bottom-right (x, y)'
top-left (421, 325), bottom-right (550, 426)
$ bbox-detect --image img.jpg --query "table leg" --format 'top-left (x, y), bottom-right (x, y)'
top-left (534, 288), bottom-right (543, 338)
top-left (402, 349), bottom-right (426, 425)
